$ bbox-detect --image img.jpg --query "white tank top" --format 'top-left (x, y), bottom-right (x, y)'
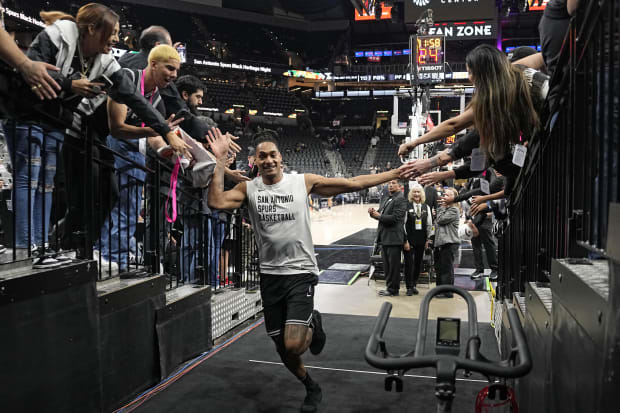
top-left (246, 173), bottom-right (319, 275)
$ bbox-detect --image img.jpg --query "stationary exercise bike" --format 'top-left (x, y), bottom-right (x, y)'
top-left (365, 285), bottom-right (531, 413)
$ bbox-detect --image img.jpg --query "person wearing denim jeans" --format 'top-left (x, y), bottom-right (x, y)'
top-left (208, 211), bottom-right (226, 287)
top-left (98, 136), bottom-right (146, 271)
top-left (99, 45), bottom-right (184, 274)
top-left (179, 213), bottom-right (201, 283)
top-left (3, 120), bottom-right (64, 267)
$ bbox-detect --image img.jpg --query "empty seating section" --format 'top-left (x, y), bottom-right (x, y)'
top-left (373, 137), bottom-right (401, 172)
top-left (205, 81), bottom-right (256, 111)
top-left (277, 129), bottom-right (325, 175)
top-left (204, 82), bottom-right (305, 116)
top-left (309, 98), bottom-right (392, 127)
top-left (340, 133), bottom-right (371, 176)
top-left (254, 88), bottom-right (304, 115)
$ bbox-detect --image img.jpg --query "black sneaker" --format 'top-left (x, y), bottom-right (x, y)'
top-left (0, 245), bottom-right (6, 254)
top-left (33, 256), bottom-right (62, 269)
top-left (309, 310), bottom-right (326, 355)
top-left (300, 383), bottom-right (322, 413)
top-left (378, 289), bottom-right (398, 296)
top-left (470, 270), bottom-right (483, 280)
top-left (489, 271), bottom-right (499, 281)
top-left (406, 289), bottom-right (414, 296)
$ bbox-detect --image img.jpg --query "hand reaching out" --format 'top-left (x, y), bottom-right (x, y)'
top-left (166, 114), bottom-right (184, 129)
top-left (206, 127), bottom-right (231, 159)
top-left (398, 140), bottom-right (417, 157)
top-left (19, 60), bottom-right (61, 100)
top-left (471, 195), bottom-right (485, 206)
top-left (225, 132), bottom-right (242, 153)
top-left (399, 158), bottom-right (433, 180)
top-left (470, 202), bottom-right (487, 216)
top-left (418, 171), bottom-right (442, 186)
top-left (165, 130), bottom-right (192, 159)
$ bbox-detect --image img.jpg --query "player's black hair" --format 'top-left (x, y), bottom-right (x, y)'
top-left (252, 129), bottom-right (280, 154)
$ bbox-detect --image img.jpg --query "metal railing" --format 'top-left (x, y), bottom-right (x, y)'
top-left (497, 0), bottom-right (619, 299)
top-left (0, 102), bottom-right (259, 293)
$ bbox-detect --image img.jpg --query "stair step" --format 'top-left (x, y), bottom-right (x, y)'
top-left (551, 258), bottom-right (609, 348)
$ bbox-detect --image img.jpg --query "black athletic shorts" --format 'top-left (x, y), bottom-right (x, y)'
top-left (260, 273), bottom-right (319, 338)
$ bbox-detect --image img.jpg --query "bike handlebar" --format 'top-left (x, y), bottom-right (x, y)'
top-left (365, 286), bottom-right (531, 379)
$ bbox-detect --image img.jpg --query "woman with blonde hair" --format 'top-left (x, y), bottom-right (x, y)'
top-left (403, 182), bottom-right (433, 295)
top-left (433, 187), bottom-right (461, 298)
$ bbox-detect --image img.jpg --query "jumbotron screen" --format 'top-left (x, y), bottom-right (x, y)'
top-left (354, 2), bottom-right (392, 21)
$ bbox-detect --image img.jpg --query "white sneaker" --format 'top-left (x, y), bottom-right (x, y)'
top-left (93, 250), bottom-right (119, 274)
top-left (50, 249), bottom-right (73, 264)
top-left (33, 256), bottom-right (62, 269)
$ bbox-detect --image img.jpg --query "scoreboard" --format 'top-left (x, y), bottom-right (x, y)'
top-left (414, 35), bottom-right (445, 84)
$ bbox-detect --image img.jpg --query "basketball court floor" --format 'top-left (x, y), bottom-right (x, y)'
top-left (117, 203), bottom-right (496, 413)
top-left (310, 203), bottom-right (492, 322)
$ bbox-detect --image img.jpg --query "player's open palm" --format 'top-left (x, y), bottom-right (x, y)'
top-left (206, 127), bottom-right (229, 159)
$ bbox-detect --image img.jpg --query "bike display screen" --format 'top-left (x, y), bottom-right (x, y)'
top-left (436, 317), bottom-right (460, 349)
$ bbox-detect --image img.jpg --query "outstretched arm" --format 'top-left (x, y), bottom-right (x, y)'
top-left (513, 53), bottom-right (546, 71)
top-left (471, 190), bottom-right (505, 206)
top-left (206, 128), bottom-right (248, 210)
top-left (305, 168), bottom-right (400, 197)
top-left (400, 150), bottom-right (454, 180)
top-left (398, 108), bottom-right (475, 157)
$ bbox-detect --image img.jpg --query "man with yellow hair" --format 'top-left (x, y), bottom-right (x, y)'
top-left (96, 44), bottom-right (182, 273)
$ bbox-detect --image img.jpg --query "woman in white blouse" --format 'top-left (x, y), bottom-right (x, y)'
top-left (403, 183), bottom-right (433, 295)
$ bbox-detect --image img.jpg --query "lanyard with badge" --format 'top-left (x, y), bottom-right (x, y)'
top-left (415, 204), bottom-right (423, 230)
top-left (139, 69), bottom-right (155, 127)
top-left (141, 70), bottom-right (180, 224)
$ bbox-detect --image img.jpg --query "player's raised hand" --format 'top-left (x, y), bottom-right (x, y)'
top-left (206, 127), bottom-right (230, 159)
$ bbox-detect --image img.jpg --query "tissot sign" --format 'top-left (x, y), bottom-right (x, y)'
top-left (428, 21), bottom-right (497, 40)
top-left (405, 0), bottom-right (497, 23)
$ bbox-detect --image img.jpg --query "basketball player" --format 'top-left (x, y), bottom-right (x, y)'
top-left (207, 128), bottom-right (407, 413)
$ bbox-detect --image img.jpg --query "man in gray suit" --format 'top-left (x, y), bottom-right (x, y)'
top-left (369, 179), bottom-right (408, 296)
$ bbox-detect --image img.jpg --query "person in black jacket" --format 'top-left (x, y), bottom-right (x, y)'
top-left (403, 183), bottom-right (433, 295)
top-left (369, 179), bottom-right (407, 296)
top-left (175, 75), bottom-right (204, 116)
top-left (3, 4), bottom-right (187, 267)
top-left (119, 25), bottom-right (212, 143)
top-left (440, 171), bottom-right (504, 280)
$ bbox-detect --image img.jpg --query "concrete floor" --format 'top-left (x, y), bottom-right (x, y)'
top-left (310, 203), bottom-right (493, 323)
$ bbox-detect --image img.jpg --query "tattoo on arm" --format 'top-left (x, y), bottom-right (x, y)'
top-left (429, 156), bottom-right (439, 168)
